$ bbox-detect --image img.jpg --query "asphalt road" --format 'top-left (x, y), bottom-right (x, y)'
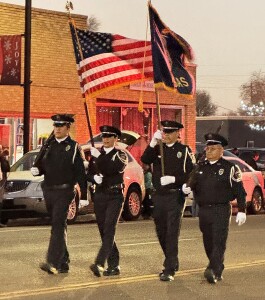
top-left (0, 214), bottom-right (265, 300)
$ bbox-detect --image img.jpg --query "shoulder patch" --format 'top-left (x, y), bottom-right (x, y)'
top-left (231, 165), bottom-right (242, 182)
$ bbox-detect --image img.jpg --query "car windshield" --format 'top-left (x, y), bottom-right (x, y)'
top-left (10, 152), bottom-right (38, 172)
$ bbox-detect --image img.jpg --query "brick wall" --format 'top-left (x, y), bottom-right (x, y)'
top-left (0, 3), bottom-right (196, 151)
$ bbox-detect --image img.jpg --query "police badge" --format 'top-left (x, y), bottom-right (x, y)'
top-left (219, 168), bottom-right (224, 175)
top-left (177, 151), bottom-right (182, 158)
top-left (65, 145), bottom-right (71, 151)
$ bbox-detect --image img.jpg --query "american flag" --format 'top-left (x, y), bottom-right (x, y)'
top-left (69, 23), bottom-right (153, 97)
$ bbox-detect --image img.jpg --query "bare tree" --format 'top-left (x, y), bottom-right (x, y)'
top-left (196, 90), bottom-right (217, 116)
top-left (87, 15), bottom-right (100, 31)
top-left (240, 70), bottom-right (265, 105)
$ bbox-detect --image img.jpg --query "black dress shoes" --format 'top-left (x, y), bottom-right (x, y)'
top-left (103, 266), bottom-right (120, 276)
top-left (0, 223), bottom-right (7, 228)
top-left (204, 268), bottom-right (217, 284)
top-left (160, 273), bottom-right (174, 282)
top-left (40, 262), bottom-right (59, 275)
top-left (90, 264), bottom-right (104, 277)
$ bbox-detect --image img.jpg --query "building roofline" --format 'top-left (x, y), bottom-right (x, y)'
top-left (0, 2), bottom-right (87, 20)
top-left (196, 116), bottom-right (259, 121)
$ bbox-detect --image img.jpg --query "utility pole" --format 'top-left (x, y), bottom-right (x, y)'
top-left (23, 0), bottom-right (31, 154)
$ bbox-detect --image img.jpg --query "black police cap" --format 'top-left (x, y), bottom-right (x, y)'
top-left (161, 120), bottom-right (184, 133)
top-left (99, 125), bottom-right (121, 137)
top-left (51, 114), bottom-right (75, 124)
top-left (204, 133), bottom-right (228, 147)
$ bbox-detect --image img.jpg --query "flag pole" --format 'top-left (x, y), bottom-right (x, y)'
top-left (66, 2), bottom-right (95, 146)
top-left (155, 88), bottom-right (165, 176)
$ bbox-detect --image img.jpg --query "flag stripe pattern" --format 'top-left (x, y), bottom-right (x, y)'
top-left (70, 23), bottom-right (153, 97)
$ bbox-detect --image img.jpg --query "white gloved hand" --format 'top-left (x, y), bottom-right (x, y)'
top-left (236, 212), bottom-right (246, 226)
top-left (182, 183), bottom-right (191, 194)
top-left (94, 174), bottom-right (103, 184)
top-left (30, 167), bottom-right (39, 176)
top-left (150, 130), bottom-right (163, 148)
top-left (160, 176), bottom-right (175, 186)
top-left (90, 147), bottom-right (101, 158)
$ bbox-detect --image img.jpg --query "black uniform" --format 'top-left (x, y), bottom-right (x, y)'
top-left (89, 146), bottom-right (128, 270)
top-left (141, 142), bottom-right (194, 276)
top-left (39, 136), bottom-right (86, 270)
top-left (189, 157), bottom-right (246, 278)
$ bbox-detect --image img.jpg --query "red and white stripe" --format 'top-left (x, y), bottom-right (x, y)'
top-left (77, 35), bottom-right (154, 97)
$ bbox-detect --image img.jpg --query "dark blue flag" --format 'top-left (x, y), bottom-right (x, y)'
top-left (148, 2), bottom-right (194, 95)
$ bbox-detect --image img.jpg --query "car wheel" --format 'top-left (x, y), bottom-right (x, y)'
top-left (122, 186), bottom-right (142, 221)
top-left (248, 188), bottom-right (263, 215)
top-left (67, 192), bottom-right (79, 224)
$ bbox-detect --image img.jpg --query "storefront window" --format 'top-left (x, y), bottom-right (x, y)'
top-left (96, 103), bottom-right (183, 141)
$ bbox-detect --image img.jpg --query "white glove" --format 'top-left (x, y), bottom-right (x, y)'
top-left (236, 212), bottom-right (246, 226)
top-left (94, 174), bottom-right (103, 184)
top-left (30, 167), bottom-right (39, 176)
top-left (150, 130), bottom-right (162, 148)
top-left (160, 176), bottom-right (175, 186)
top-left (182, 183), bottom-right (191, 194)
top-left (90, 147), bottom-right (101, 158)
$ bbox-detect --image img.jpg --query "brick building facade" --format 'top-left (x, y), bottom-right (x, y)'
top-left (0, 3), bottom-right (196, 161)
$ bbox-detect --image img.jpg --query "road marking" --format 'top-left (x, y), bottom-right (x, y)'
top-left (1, 260), bottom-right (265, 299)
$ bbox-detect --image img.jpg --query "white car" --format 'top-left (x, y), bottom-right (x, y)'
top-left (2, 143), bottom-right (145, 224)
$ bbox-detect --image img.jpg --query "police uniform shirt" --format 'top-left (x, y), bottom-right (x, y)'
top-left (92, 147), bottom-right (128, 187)
top-left (141, 142), bottom-right (194, 191)
top-left (41, 136), bottom-right (86, 190)
top-left (190, 157), bottom-right (246, 211)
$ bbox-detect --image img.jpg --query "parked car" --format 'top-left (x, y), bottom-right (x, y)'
top-left (226, 147), bottom-right (265, 172)
top-left (1, 142), bottom-right (145, 224)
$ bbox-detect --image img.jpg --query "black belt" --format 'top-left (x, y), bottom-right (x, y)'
top-left (98, 183), bottom-right (124, 191)
top-left (198, 203), bottom-right (229, 208)
top-left (153, 188), bottom-right (181, 194)
top-left (44, 183), bottom-right (72, 190)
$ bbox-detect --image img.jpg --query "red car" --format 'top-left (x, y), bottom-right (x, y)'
top-left (224, 156), bottom-right (265, 214)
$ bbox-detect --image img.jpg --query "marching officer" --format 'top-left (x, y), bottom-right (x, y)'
top-left (183, 133), bottom-right (247, 284)
top-left (89, 125), bottom-right (128, 277)
top-left (31, 114), bottom-right (87, 274)
top-left (141, 120), bottom-right (194, 282)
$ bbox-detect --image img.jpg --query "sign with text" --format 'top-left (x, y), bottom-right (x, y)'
top-left (0, 35), bottom-right (21, 85)
top-left (130, 81), bottom-right (155, 92)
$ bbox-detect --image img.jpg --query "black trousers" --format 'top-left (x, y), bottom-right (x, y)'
top-left (93, 190), bottom-right (124, 268)
top-left (152, 191), bottom-right (185, 275)
top-left (43, 187), bottom-right (74, 269)
top-left (198, 203), bottom-right (231, 277)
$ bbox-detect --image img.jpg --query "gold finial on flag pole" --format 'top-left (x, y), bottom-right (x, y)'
top-left (65, 1), bottom-right (74, 18)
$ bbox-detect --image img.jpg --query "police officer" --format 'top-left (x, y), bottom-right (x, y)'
top-left (183, 133), bottom-right (247, 284)
top-left (141, 120), bottom-right (194, 282)
top-left (89, 125), bottom-right (128, 277)
top-left (31, 114), bottom-right (87, 274)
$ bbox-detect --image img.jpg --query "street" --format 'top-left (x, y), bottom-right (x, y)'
top-left (0, 214), bottom-right (265, 300)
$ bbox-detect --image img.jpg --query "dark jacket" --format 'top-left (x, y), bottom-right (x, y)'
top-left (141, 142), bottom-right (194, 193)
top-left (188, 157), bottom-right (246, 212)
top-left (40, 136), bottom-right (86, 191)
